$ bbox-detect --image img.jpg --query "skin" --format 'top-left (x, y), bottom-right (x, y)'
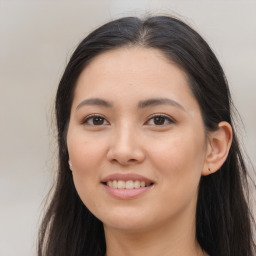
top-left (67, 47), bottom-right (232, 256)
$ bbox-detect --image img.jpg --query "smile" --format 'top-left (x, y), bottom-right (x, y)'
top-left (105, 180), bottom-right (153, 189)
top-left (101, 173), bottom-right (155, 199)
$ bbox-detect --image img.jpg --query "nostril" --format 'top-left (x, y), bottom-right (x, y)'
top-left (110, 158), bottom-right (137, 166)
top-left (106, 144), bottom-right (145, 165)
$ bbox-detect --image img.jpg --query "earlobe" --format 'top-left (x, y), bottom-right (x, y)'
top-left (68, 160), bottom-right (73, 170)
top-left (202, 121), bottom-right (233, 176)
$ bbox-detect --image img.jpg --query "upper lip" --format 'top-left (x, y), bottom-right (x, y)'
top-left (101, 173), bottom-right (155, 184)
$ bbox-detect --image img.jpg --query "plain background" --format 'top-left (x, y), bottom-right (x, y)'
top-left (0, 1), bottom-right (255, 255)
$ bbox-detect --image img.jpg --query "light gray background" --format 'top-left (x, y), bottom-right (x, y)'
top-left (0, 1), bottom-right (255, 256)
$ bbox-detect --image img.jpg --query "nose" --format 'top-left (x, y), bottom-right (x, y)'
top-left (106, 124), bottom-right (145, 166)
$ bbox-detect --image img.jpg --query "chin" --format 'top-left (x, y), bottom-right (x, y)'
top-left (103, 219), bottom-right (150, 233)
top-left (96, 208), bottom-right (156, 232)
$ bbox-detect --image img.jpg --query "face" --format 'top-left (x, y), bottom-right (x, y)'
top-left (67, 47), bottom-right (209, 233)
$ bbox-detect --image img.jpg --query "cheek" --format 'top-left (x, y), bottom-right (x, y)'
top-left (145, 134), bottom-right (205, 218)
top-left (67, 128), bottom-right (106, 172)
top-left (66, 129), bottom-right (104, 200)
top-left (147, 130), bottom-right (205, 187)
top-left (67, 132), bottom-right (105, 214)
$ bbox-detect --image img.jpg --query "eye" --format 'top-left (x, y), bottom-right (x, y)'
top-left (81, 114), bottom-right (109, 126)
top-left (146, 114), bottom-right (174, 126)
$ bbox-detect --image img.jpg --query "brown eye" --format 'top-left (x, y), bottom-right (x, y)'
top-left (153, 116), bottom-right (166, 125)
top-left (92, 116), bottom-right (104, 125)
top-left (146, 114), bottom-right (174, 126)
top-left (82, 115), bottom-right (109, 126)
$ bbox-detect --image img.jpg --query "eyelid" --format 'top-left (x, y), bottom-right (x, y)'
top-left (81, 114), bottom-right (109, 125)
top-left (145, 113), bottom-right (175, 125)
top-left (80, 113), bottom-right (175, 126)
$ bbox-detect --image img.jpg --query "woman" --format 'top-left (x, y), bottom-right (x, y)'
top-left (38, 16), bottom-right (256, 256)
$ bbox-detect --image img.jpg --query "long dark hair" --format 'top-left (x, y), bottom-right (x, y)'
top-left (38, 16), bottom-right (256, 256)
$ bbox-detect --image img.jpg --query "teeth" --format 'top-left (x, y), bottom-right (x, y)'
top-left (106, 180), bottom-right (151, 189)
top-left (125, 180), bottom-right (134, 189)
top-left (117, 180), bottom-right (126, 189)
top-left (112, 180), bottom-right (117, 188)
top-left (107, 181), bottom-right (113, 187)
top-left (134, 180), bottom-right (140, 188)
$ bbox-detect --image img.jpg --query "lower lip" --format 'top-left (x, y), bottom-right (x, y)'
top-left (103, 184), bottom-right (153, 200)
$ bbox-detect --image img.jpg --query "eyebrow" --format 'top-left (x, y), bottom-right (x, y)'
top-left (76, 98), bottom-right (113, 110)
top-left (76, 97), bottom-right (185, 111)
top-left (138, 98), bottom-right (185, 111)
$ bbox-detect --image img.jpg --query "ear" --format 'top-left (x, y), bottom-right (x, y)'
top-left (202, 121), bottom-right (233, 176)
top-left (68, 160), bottom-right (73, 171)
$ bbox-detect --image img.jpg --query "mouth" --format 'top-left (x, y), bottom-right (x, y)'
top-left (102, 180), bottom-right (154, 189)
top-left (101, 173), bottom-right (155, 199)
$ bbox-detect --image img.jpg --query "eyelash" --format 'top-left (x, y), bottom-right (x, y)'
top-left (81, 114), bottom-right (175, 126)
top-left (146, 114), bottom-right (175, 126)
top-left (81, 114), bottom-right (109, 126)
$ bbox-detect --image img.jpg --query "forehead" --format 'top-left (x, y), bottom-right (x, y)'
top-left (79, 46), bottom-right (186, 82)
top-left (73, 46), bottom-right (198, 111)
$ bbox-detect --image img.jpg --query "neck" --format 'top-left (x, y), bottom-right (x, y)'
top-left (104, 208), bottom-right (206, 256)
